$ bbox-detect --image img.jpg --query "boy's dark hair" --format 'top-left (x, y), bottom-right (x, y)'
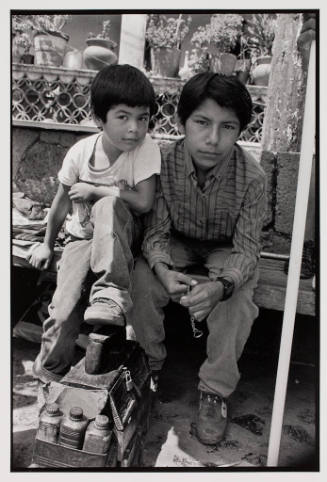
top-left (91, 64), bottom-right (156, 122)
top-left (177, 72), bottom-right (253, 132)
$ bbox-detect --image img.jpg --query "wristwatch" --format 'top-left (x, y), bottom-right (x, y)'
top-left (216, 277), bottom-right (234, 301)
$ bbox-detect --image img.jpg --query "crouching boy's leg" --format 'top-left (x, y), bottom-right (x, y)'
top-left (84, 196), bottom-right (138, 327)
top-left (130, 256), bottom-right (170, 373)
top-left (195, 271), bottom-right (259, 445)
top-left (33, 239), bottom-right (91, 383)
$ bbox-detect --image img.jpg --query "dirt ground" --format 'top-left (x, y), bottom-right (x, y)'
top-left (11, 301), bottom-right (318, 471)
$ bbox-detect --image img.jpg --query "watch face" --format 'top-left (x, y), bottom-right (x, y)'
top-left (218, 278), bottom-right (234, 300)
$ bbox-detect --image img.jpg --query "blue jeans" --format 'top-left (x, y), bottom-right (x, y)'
top-left (130, 235), bottom-right (259, 398)
top-left (33, 196), bottom-right (139, 383)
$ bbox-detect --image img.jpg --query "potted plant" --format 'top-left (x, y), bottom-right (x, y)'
top-left (83, 20), bottom-right (118, 71)
top-left (190, 14), bottom-right (243, 75)
top-left (12, 15), bottom-right (34, 64)
top-left (145, 14), bottom-right (192, 78)
top-left (28, 14), bottom-right (71, 67)
top-left (242, 13), bottom-right (277, 85)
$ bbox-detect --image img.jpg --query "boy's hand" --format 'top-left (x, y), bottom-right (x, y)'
top-left (156, 266), bottom-right (197, 302)
top-left (27, 244), bottom-right (53, 270)
top-left (180, 281), bottom-right (224, 322)
top-left (69, 183), bottom-right (94, 202)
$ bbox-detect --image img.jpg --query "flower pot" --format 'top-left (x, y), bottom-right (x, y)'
top-left (20, 53), bottom-right (34, 65)
top-left (235, 58), bottom-right (251, 84)
top-left (252, 56), bottom-right (272, 86)
top-left (12, 35), bottom-right (26, 63)
top-left (211, 53), bottom-right (237, 75)
top-left (63, 49), bottom-right (83, 69)
top-left (150, 47), bottom-right (181, 78)
top-left (34, 31), bottom-right (69, 67)
top-left (83, 38), bottom-right (117, 71)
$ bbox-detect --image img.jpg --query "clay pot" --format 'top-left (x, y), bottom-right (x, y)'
top-left (20, 53), bottom-right (34, 65)
top-left (33, 31), bottom-right (69, 67)
top-left (252, 56), bottom-right (272, 86)
top-left (150, 47), bottom-right (181, 78)
top-left (211, 53), bottom-right (237, 75)
top-left (63, 49), bottom-right (83, 69)
top-left (235, 59), bottom-right (251, 85)
top-left (83, 38), bottom-right (117, 71)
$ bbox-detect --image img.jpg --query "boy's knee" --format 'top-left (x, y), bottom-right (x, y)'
top-left (93, 195), bottom-right (131, 219)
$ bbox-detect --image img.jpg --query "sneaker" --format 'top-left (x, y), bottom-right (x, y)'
top-left (84, 298), bottom-right (125, 326)
top-left (195, 390), bottom-right (228, 445)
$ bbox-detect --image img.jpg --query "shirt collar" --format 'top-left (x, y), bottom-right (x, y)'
top-left (183, 139), bottom-right (237, 181)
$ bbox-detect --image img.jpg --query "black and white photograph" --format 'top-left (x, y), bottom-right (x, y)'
top-left (9, 6), bottom-right (322, 475)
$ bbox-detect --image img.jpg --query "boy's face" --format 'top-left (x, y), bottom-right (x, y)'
top-left (179, 98), bottom-right (240, 174)
top-left (99, 104), bottom-right (150, 155)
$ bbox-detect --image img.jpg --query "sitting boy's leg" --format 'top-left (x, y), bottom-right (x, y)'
top-left (33, 239), bottom-right (91, 383)
top-left (85, 196), bottom-right (135, 326)
top-left (195, 271), bottom-right (259, 444)
top-left (130, 256), bottom-right (170, 371)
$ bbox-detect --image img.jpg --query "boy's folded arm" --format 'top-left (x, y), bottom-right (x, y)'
top-left (119, 175), bottom-right (157, 214)
top-left (93, 175), bottom-right (157, 214)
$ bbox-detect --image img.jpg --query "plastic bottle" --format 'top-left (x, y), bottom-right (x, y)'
top-left (36, 402), bottom-right (62, 443)
top-left (58, 406), bottom-right (88, 450)
top-left (82, 414), bottom-right (112, 454)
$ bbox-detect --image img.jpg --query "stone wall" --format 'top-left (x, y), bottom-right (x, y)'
top-left (260, 150), bottom-right (315, 254)
top-left (13, 126), bottom-right (311, 254)
top-left (13, 127), bottom-right (88, 205)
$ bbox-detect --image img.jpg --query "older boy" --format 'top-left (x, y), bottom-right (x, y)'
top-left (28, 64), bottom-right (161, 383)
top-left (130, 72), bottom-right (266, 445)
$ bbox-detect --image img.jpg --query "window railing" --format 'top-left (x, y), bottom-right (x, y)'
top-left (12, 64), bottom-right (267, 143)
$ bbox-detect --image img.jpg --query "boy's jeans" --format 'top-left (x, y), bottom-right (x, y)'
top-left (130, 235), bottom-right (259, 399)
top-left (33, 196), bottom-right (138, 383)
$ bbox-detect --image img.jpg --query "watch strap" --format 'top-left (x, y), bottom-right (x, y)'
top-left (216, 277), bottom-right (234, 301)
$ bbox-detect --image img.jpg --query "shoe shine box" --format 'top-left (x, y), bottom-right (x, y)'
top-left (32, 339), bottom-right (151, 468)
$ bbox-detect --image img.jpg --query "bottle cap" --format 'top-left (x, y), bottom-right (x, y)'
top-left (94, 414), bottom-right (110, 429)
top-left (46, 402), bottom-right (60, 416)
top-left (69, 406), bottom-right (84, 420)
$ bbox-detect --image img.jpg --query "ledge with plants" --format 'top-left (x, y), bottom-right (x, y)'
top-left (145, 14), bottom-right (192, 78)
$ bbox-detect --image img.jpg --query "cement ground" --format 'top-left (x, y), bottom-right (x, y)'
top-left (11, 303), bottom-right (318, 471)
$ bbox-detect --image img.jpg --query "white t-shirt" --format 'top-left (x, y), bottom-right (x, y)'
top-left (58, 132), bottom-right (161, 239)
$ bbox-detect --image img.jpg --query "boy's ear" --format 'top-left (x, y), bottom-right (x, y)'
top-left (93, 115), bottom-right (103, 129)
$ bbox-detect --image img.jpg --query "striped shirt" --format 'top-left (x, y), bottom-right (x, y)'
top-left (142, 139), bottom-right (267, 289)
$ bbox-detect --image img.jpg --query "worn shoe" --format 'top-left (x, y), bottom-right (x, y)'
top-left (195, 390), bottom-right (228, 445)
top-left (84, 298), bottom-right (125, 326)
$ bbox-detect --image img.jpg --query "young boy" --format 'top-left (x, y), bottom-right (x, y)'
top-left (130, 73), bottom-right (266, 445)
top-left (28, 64), bottom-right (161, 384)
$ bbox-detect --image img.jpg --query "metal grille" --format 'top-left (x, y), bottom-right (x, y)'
top-left (12, 64), bottom-right (267, 143)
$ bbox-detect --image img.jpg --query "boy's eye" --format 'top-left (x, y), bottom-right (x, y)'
top-left (139, 116), bottom-right (149, 123)
top-left (195, 119), bottom-right (208, 126)
top-left (117, 115), bottom-right (128, 120)
top-left (224, 124), bottom-right (236, 130)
